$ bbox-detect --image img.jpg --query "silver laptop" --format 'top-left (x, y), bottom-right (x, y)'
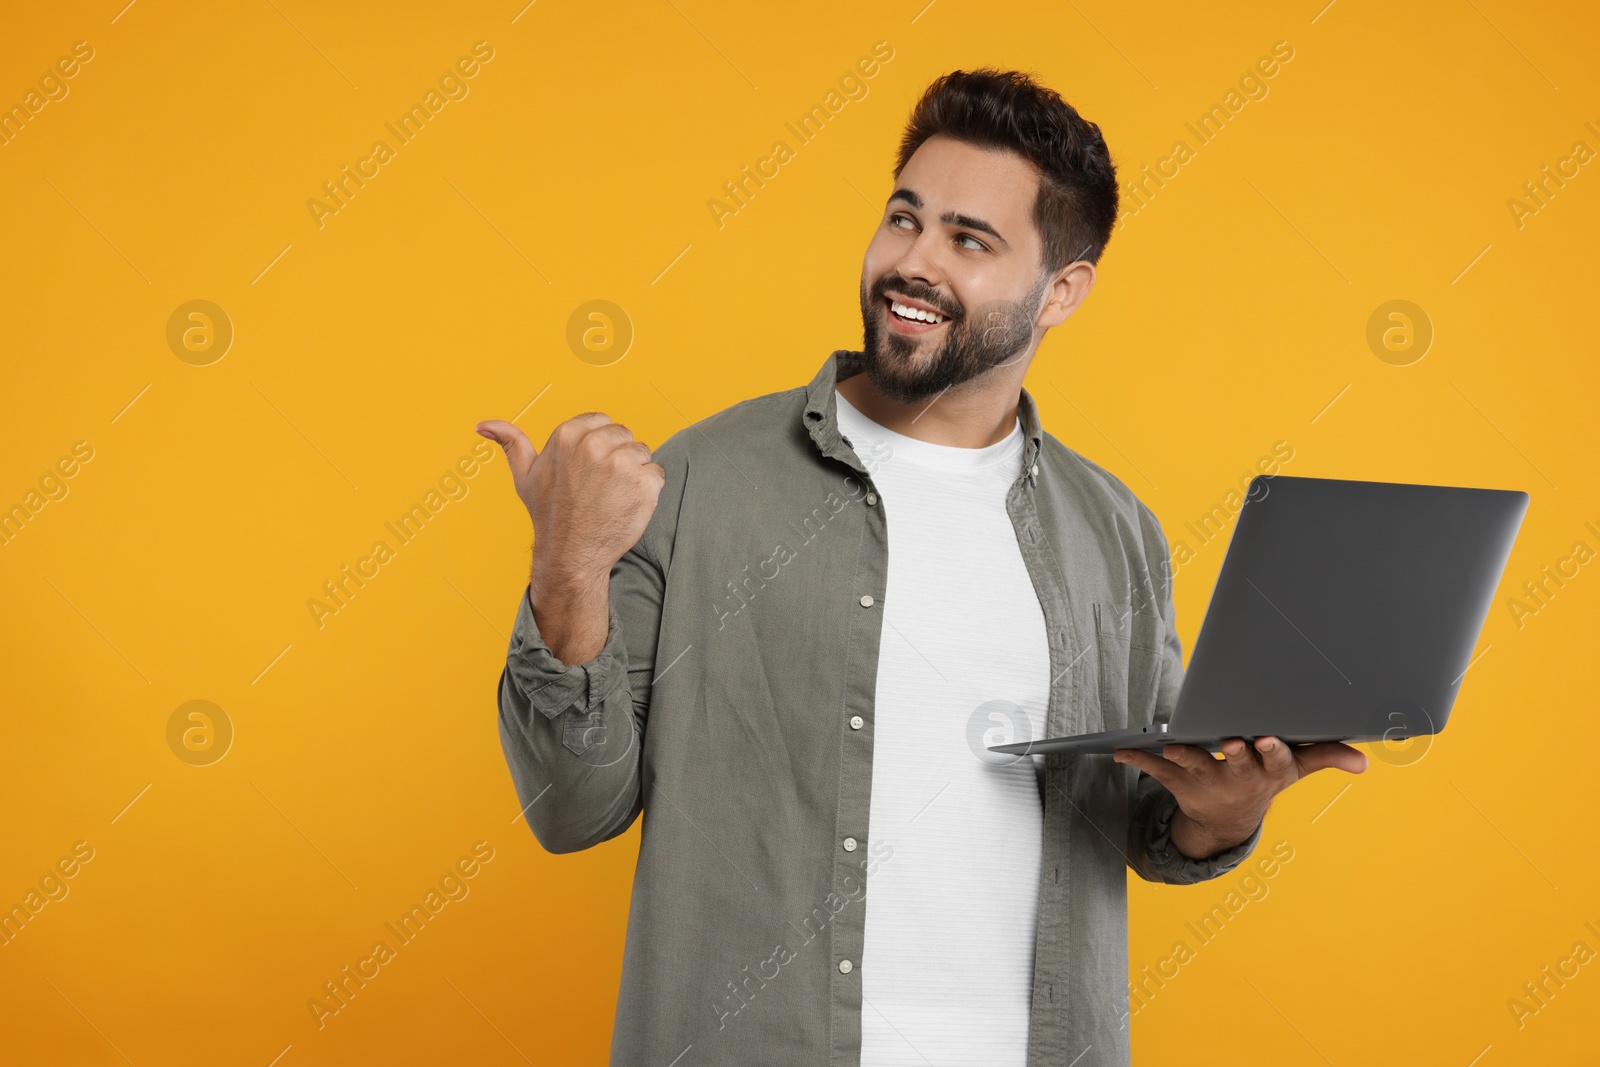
top-left (989, 475), bottom-right (1529, 756)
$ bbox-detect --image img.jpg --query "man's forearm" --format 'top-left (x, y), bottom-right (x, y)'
top-left (530, 553), bottom-right (611, 666)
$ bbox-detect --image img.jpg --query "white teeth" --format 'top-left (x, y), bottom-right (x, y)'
top-left (890, 300), bottom-right (946, 324)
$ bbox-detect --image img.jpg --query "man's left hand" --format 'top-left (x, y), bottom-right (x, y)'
top-left (1113, 736), bottom-right (1368, 860)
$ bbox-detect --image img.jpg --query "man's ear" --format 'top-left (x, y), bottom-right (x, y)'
top-left (1036, 260), bottom-right (1097, 330)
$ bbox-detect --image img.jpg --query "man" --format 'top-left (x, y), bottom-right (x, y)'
top-left (478, 68), bottom-right (1365, 1067)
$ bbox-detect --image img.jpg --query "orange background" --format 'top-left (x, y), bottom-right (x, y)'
top-left (2, 1), bottom-right (1596, 1063)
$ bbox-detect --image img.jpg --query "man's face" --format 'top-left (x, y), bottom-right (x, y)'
top-left (859, 134), bottom-right (1052, 405)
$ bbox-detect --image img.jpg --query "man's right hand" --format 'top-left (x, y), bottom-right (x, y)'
top-left (475, 412), bottom-right (666, 592)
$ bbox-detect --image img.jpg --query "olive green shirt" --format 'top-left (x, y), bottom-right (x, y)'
top-left (497, 349), bottom-right (1262, 1066)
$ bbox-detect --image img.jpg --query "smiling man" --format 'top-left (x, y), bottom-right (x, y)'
top-left (480, 68), bottom-right (1365, 1067)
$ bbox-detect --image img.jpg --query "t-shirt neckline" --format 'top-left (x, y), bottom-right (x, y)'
top-left (834, 386), bottom-right (1023, 471)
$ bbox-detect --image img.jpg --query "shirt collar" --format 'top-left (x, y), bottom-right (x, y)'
top-left (803, 349), bottom-right (1045, 485)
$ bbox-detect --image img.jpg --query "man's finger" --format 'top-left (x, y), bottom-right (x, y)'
top-left (1114, 748), bottom-right (1187, 793)
top-left (1219, 737), bottom-right (1260, 779)
top-left (1291, 741), bottom-right (1369, 777)
top-left (1254, 736), bottom-right (1297, 777)
top-left (476, 420), bottom-right (537, 474)
top-left (1160, 743), bottom-right (1217, 778)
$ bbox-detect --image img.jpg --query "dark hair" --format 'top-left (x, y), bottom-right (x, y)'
top-left (893, 68), bottom-right (1119, 270)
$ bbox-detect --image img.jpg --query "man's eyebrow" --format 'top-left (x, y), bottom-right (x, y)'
top-left (886, 187), bottom-right (1010, 249)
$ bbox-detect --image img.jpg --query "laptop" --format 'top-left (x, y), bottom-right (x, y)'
top-left (988, 474), bottom-right (1529, 757)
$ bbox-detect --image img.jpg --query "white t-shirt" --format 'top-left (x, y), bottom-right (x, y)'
top-left (835, 387), bottom-right (1052, 1067)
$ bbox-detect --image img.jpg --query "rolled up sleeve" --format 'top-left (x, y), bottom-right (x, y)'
top-left (495, 437), bottom-right (683, 856)
top-left (504, 584), bottom-right (629, 724)
top-left (1129, 778), bottom-right (1263, 884)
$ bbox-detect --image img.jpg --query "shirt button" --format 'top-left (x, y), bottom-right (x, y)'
top-left (843, 837), bottom-right (857, 852)
top-left (866, 492), bottom-right (878, 506)
top-left (849, 715), bottom-right (864, 730)
top-left (859, 595), bottom-right (874, 608)
top-left (1030, 462), bottom-right (1039, 477)
top-left (839, 959), bottom-right (853, 974)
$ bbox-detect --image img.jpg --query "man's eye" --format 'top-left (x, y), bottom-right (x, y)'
top-left (957, 234), bottom-right (987, 251)
top-left (889, 214), bottom-right (914, 230)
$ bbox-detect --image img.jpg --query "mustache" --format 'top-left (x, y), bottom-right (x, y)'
top-left (871, 277), bottom-right (961, 320)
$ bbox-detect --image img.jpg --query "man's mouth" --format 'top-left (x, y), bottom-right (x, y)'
top-left (883, 295), bottom-right (951, 334)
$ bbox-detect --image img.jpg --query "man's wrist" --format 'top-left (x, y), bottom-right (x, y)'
top-left (1170, 807), bottom-right (1259, 860)
top-left (530, 548), bottom-right (610, 599)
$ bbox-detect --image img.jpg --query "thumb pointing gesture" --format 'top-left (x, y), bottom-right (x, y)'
top-left (476, 419), bottom-right (536, 473)
top-left (476, 420), bottom-right (539, 515)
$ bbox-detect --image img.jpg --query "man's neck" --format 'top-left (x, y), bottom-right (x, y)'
top-left (836, 369), bottom-right (1022, 449)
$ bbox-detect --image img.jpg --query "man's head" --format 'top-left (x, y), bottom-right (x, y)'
top-left (859, 69), bottom-right (1119, 404)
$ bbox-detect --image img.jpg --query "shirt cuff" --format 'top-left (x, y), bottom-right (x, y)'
top-left (505, 584), bottom-right (626, 720)
top-left (1139, 787), bottom-right (1263, 884)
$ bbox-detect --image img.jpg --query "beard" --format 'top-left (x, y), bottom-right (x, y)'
top-left (857, 269), bottom-right (1048, 405)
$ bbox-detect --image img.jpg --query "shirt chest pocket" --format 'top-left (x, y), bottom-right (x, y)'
top-left (1093, 602), bottom-right (1164, 731)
